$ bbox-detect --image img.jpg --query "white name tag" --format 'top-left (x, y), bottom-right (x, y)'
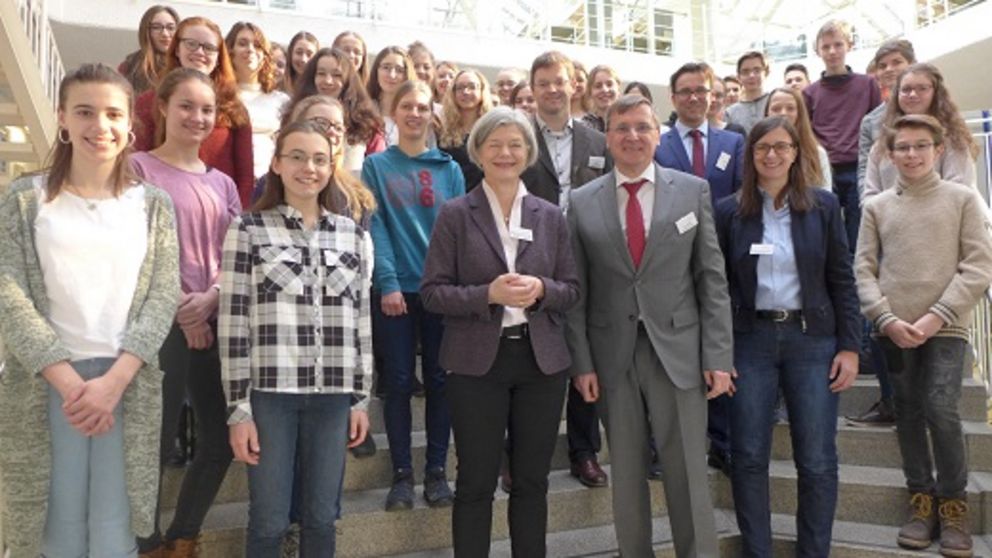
top-left (750, 243), bottom-right (775, 255)
top-left (675, 212), bottom-right (698, 234)
top-left (588, 156), bottom-right (605, 170)
top-left (716, 151), bottom-right (731, 171)
top-left (509, 227), bottom-right (533, 242)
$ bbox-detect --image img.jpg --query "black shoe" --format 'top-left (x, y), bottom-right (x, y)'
top-left (707, 448), bottom-right (732, 477)
top-left (412, 377), bottom-right (426, 398)
top-left (846, 398), bottom-right (896, 427)
top-left (385, 469), bottom-right (415, 511)
top-left (423, 467), bottom-right (453, 507)
top-left (648, 459), bottom-right (663, 481)
top-left (349, 434), bottom-right (377, 459)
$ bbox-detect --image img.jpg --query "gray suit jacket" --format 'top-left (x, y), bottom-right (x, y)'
top-left (565, 163), bottom-right (733, 389)
top-left (421, 186), bottom-right (580, 376)
top-left (521, 116), bottom-right (613, 206)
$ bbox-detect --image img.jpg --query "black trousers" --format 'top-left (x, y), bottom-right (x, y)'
top-left (566, 380), bottom-right (602, 462)
top-left (446, 338), bottom-right (567, 558)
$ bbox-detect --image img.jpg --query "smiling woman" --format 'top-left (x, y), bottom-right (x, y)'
top-left (118, 5), bottom-right (180, 95)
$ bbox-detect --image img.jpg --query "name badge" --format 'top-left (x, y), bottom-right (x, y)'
top-left (750, 243), bottom-right (774, 255)
top-left (588, 156), bottom-right (605, 170)
top-left (675, 212), bottom-right (698, 235)
top-left (716, 151), bottom-right (731, 171)
top-left (510, 227), bottom-right (533, 242)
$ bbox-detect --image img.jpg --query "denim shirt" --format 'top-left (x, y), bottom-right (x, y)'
top-left (755, 191), bottom-right (802, 310)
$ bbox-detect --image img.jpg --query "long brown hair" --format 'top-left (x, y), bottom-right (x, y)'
top-left (285, 31), bottom-right (319, 93)
top-left (153, 68), bottom-right (216, 148)
top-left (253, 121), bottom-right (374, 220)
top-left (879, 63), bottom-right (977, 157)
top-left (367, 46), bottom-right (416, 105)
top-left (44, 64), bottom-right (137, 200)
top-left (439, 69), bottom-right (493, 148)
top-left (737, 116), bottom-right (816, 218)
top-left (332, 31), bottom-right (369, 85)
top-left (124, 5), bottom-right (179, 94)
top-left (162, 17), bottom-right (248, 132)
top-left (224, 21), bottom-right (278, 93)
top-left (764, 87), bottom-right (826, 187)
top-left (288, 48), bottom-right (383, 144)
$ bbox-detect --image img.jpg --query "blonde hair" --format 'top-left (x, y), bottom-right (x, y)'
top-left (439, 69), bottom-right (493, 148)
top-left (816, 19), bottom-right (854, 48)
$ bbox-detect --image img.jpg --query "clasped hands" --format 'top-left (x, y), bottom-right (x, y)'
top-left (488, 273), bottom-right (544, 308)
top-left (44, 361), bottom-right (126, 437)
top-left (178, 288), bottom-right (220, 349)
top-left (883, 312), bottom-right (944, 349)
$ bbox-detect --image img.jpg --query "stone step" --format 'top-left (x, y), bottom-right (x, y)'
top-left (170, 462), bottom-right (992, 557)
top-left (838, 377), bottom-right (988, 422)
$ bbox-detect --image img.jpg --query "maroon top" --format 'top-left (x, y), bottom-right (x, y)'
top-left (803, 70), bottom-right (881, 165)
top-left (133, 90), bottom-right (255, 208)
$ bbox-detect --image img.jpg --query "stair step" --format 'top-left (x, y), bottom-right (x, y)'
top-left (839, 377), bottom-right (988, 422)
top-left (0, 141), bottom-right (38, 164)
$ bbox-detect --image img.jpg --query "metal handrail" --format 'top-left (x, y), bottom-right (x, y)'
top-left (16, 0), bottom-right (64, 111)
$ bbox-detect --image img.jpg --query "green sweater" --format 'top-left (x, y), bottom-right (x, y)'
top-left (855, 171), bottom-right (992, 339)
top-left (0, 175), bottom-right (179, 557)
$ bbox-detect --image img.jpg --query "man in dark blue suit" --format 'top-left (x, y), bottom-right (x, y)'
top-left (653, 62), bottom-right (744, 474)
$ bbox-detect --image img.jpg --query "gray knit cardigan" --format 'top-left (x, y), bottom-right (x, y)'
top-left (0, 175), bottom-right (179, 557)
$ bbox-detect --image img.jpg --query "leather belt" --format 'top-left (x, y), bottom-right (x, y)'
top-left (755, 309), bottom-right (803, 323)
top-left (501, 324), bottom-right (529, 339)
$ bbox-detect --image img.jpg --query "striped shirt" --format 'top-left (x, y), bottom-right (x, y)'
top-left (219, 204), bottom-right (373, 424)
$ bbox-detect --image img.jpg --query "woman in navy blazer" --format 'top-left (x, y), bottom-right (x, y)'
top-left (421, 106), bottom-right (580, 557)
top-left (713, 116), bottom-right (861, 558)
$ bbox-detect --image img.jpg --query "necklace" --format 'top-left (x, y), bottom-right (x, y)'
top-left (64, 184), bottom-right (105, 210)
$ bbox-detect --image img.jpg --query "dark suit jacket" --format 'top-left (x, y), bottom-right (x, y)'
top-left (521, 116), bottom-right (612, 206)
top-left (653, 126), bottom-right (745, 203)
top-left (420, 186), bottom-right (581, 376)
top-left (713, 189), bottom-right (861, 352)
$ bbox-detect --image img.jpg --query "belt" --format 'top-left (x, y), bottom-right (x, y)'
top-left (501, 323), bottom-right (529, 339)
top-left (755, 309), bottom-right (803, 323)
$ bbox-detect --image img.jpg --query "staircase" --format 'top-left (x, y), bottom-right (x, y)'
top-left (162, 366), bottom-right (992, 557)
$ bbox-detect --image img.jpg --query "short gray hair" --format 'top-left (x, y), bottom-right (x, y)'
top-left (467, 106), bottom-right (539, 169)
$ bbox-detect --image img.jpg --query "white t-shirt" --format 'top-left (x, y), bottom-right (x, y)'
top-left (34, 179), bottom-right (148, 360)
top-left (240, 85), bottom-right (290, 179)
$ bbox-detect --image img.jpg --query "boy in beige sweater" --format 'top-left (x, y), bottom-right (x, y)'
top-left (856, 114), bottom-right (992, 557)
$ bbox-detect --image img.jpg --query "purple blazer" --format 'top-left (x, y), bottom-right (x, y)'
top-left (420, 185), bottom-right (580, 376)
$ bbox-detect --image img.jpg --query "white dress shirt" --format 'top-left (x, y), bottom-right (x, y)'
top-left (615, 165), bottom-right (657, 236)
top-left (535, 115), bottom-right (574, 208)
top-left (674, 120), bottom-right (709, 169)
top-left (481, 179), bottom-right (529, 327)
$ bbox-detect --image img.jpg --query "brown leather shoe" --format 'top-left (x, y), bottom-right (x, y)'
top-left (165, 537), bottom-right (200, 558)
top-left (139, 546), bottom-right (167, 558)
top-left (897, 492), bottom-right (937, 550)
top-left (570, 457), bottom-right (608, 488)
top-left (938, 498), bottom-right (973, 557)
top-left (499, 461), bottom-right (512, 494)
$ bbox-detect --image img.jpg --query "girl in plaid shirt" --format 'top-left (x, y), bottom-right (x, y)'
top-left (219, 120), bottom-right (372, 555)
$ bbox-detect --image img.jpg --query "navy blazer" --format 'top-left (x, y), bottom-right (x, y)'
top-left (713, 189), bottom-right (861, 352)
top-left (420, 186), bottom-right (581, 376)
top-left (654, 126), bottom-right (744, 203)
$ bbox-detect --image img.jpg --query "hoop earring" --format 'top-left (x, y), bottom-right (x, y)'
top-left (127, 130), bottom-right (136, 147)
top-left (57, 128), bottom-right (71, 144)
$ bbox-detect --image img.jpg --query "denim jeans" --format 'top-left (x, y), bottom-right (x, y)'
top-left (43, 357), bottom-right (137, 558)
top-left (882, 336), bottom-right (968, 499)
top-left (831, 162), bottom-right (859, 253)
top-left (373, 292), bottom-right (450, 472)
top-left (245, 390), bottom-right (351, 557)
top-left (730, 320), bottom-right (839, 558)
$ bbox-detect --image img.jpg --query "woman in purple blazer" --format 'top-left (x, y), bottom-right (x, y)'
top-left (420, 106), bottom-right (580, 557)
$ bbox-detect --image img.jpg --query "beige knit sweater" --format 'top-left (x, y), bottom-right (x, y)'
top-left (855, 171), bottom-right (992, 339)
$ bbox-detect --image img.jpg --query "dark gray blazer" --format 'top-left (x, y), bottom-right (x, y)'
top-left (521, 116), bottom-right (613, 205)
top-left (420, 186), bottom-right (581, 376)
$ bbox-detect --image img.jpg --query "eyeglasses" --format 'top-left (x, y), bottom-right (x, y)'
top-left (454, 83), bottom-right (480, 93)
top-left (899, 84), bottom-right (934, 96)
top-left (892, 141), bottom-right (935, 154)
top-left (278, 150), bottom-right (331, 168)
top-left (673, 87), bottom-right (710, 99)
top-left (150, 23), bottom-right (176, 34)
top-left (179, 38), bottom-right (220, 55)
top-left (610, 123), bottom-right (657, 136)
top-left (308, 117), bottom-right (345, 137)
top-left (754, 142), bottom-right (795, 156)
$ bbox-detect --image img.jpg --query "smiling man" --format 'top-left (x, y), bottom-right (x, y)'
top-left (566, 94), bottom-right (733, 557)
top-left (725, 51), bottom-right (771, 133)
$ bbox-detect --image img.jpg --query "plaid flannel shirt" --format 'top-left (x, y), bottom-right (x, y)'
top-left (219, 204), bottom-right (373, 424)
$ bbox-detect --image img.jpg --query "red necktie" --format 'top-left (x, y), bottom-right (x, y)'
top-left (690, 129), bottom-right (706, 178)
top-left (622, 179), bottom-right (648, 268)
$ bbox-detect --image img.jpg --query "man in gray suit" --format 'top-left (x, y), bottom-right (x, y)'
top-left (566, 94), bottom-right (735, 557)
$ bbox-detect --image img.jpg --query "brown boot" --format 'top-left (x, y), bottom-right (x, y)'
top-left (138, 546), bottom-right (167, 558)
top-left (938, 498), bottom-right (973, 557)
top-left (897, 492), bottom-right (938, 549)
top-left (165, 537), bottom-right (200, 558)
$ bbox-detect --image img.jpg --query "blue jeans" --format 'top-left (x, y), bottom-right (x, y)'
top-left (831, 163), bottom-right (859, 253)
top-left (731, 321), bottom-right (839, 558)
top-left (373, 292), bottom-right (450, 472)
top-left (43, 357), bottom-right (137, 558)
top-left (245, 390), bottom-right (351, 557)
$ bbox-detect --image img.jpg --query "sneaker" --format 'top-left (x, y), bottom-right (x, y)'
top-left (350, 434), bottom-right (377, 459)
top-left (938, 498), bottom-right (973, 557)
top-left (846, 398), bottom-right (895, 427)
top-left (423, 467), bottom-right (454, 507)
top-left (385, 469), bottom-right (415, 511)
top-left (897, 492), bottom-right (937, 550)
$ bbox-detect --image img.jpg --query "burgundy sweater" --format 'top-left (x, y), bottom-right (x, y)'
top-left (803, 69), bottom-right (881, 165)
top-left (133, 90), bottom-right (255, 208)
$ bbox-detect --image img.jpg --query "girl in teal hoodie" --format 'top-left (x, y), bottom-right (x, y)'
top-left (362, 80), bottom-right (465, 511)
